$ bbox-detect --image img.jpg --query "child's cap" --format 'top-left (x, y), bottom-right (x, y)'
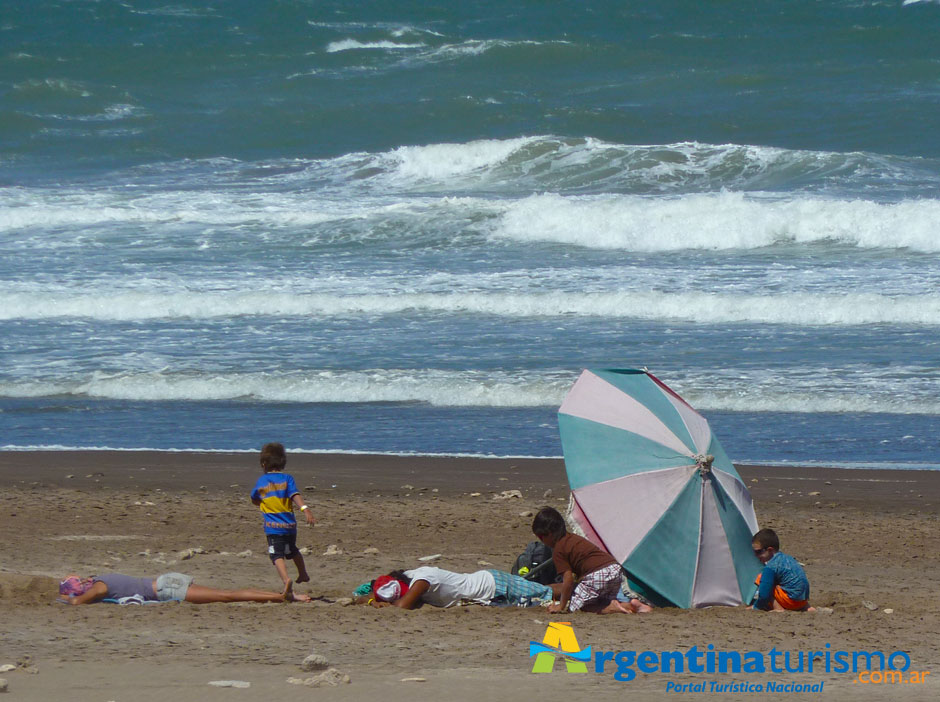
top-left (373, 575), bottom-right (409, 602)
top-left (59, 575), bottom-right (92, 597)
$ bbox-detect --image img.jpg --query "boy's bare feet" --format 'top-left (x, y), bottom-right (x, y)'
top-left (591, 599), bottom-right (633, 614)
top-left (282, 581), bottom-right (293, 602)
top-left (631, 598), bottom-right (653, 613)
top-left (295, 573), bottom-right (310, 584)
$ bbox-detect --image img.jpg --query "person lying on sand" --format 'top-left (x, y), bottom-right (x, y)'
top-left (58, 571), bottom-right (310, 605)
top-left (358, 566), bottom-right (554, 609)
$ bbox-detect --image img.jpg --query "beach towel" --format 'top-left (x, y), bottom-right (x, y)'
top-left (57, 595), bottom-right (163, 605)
top-left (107, 595), bottom-right (148, 605)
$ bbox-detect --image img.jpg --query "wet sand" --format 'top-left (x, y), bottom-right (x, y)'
top-left (1, 451), bottom-right (938, 700)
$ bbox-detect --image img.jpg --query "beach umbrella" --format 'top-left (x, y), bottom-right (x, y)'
top-left (557, 368), bottom-right (762, 608)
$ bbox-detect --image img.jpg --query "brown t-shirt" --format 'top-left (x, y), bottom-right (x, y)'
top-left (552, 533), bottom-right (617, 579)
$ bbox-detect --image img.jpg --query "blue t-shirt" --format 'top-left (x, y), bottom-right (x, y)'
top-left (753, 551), bottom-right (809, 609)
top-left (250, 472), bottom-right (300, 535)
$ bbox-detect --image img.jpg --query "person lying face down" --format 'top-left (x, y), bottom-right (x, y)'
top-left (362, 566), bottom-right (554, 609)
top-left (58, 572), bottom-right (310, 605)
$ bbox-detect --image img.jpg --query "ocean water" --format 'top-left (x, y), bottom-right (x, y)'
top-left (2, 0), bottom-right (939, 469)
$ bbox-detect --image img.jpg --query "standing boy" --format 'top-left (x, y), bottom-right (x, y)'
top-left (532, 506), bottom-right (650, 614)
top-left (250, 442), bottom-right (315, 600)
top-left (751, 527), bottom-right (814, 611)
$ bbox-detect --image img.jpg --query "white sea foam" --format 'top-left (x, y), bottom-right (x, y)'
top-left (2, 289), bottom-right (938, 325)
top-left (421, 39), bottom-right (512, 59)
top-left (0, 445), bottom-right (933, 467)
top-left (418, 39), bottom-right (568, 63)
top-left (0, 444), bottom-right (553, 459)
top-left (319, 39), bottom-right (570, 74)
top-left (355, 137), bottom-right (940, 197)
top-left (0, 370), bottom-right (568, 407)
top-left (326, 39), bottom-right (425, 52)
top-left (682, 392), bottom-right (940, 414)
top-left (6, 144), bottom-right (940, 254)
top-left (0, 203), bottom-right (342, 231)
top-left (308, 21), bottom-right (442, 35)
top-left (389, 137), bottom-right (538, 180)
top-left (12, 78), bottom-right (92, 96)
top-left (68, 103), bottom-right (146, 122)
top-left (0, 187), bottom-right (361, 232)
top-left (6, 186), bottom-right (940, 255)
top-left (128, 5), bottom-right (218, 17)
top-left (495, 192), bottom-right (940, 252)
top-left (1, 368), bottom-right (936, 415)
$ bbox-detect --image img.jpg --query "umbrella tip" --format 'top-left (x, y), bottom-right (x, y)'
top-left (696, 454), bottom-right (714, 477)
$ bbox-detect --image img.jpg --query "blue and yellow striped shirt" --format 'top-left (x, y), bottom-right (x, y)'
top-left (251, 472), bottom-right (300, 534)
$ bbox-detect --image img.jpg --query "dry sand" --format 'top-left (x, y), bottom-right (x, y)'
top-left (1, 451), bottom-right (938, 701)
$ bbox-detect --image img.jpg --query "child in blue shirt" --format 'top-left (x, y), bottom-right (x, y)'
top-left (751, 528), bottom-right (815, 612)
top-left (250, 442), bottom-right (315, 600)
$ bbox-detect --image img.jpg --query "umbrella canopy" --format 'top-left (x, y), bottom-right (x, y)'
top-left (558, 368), bottom-right (762, 608)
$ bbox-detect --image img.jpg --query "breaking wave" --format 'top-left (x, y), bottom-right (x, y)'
top-left (6, 137), bottom-right (940, 254)
top-left (0, 369), bottom-right (566, 407)
top-left (495, 191), bottom-right (940, 253)
top-left (1, 368), bottom-right (937, 415)
top-left (2, 290), bottom-right (938, 325)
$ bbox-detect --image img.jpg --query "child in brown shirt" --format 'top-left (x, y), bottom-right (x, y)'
top-left (532, 506), bottom-right (651, 614)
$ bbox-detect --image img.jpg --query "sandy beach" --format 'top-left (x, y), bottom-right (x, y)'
top-left (1, 451), bottom-right (938, 701)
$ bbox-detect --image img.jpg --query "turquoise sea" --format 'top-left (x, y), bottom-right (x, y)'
top-left (2, 1), bottom-right (939, 468)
